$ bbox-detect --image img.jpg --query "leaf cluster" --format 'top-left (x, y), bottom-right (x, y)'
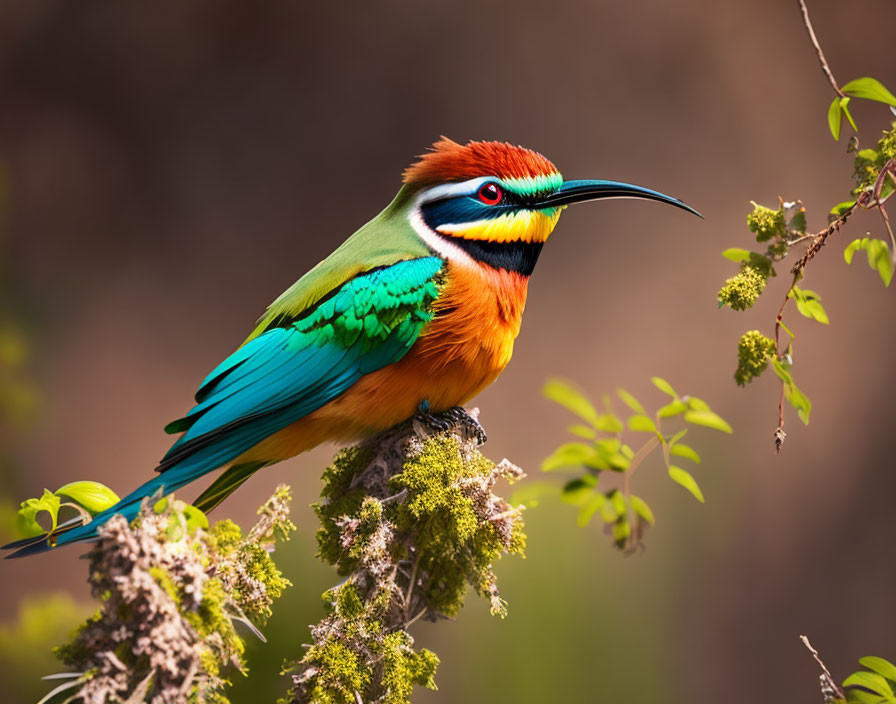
top-left (541, 377), bottom-right (731, 552)
top-left (842, 656), bottom-right (896, 704)
top-left (15, 481), bottom-right (120, 538)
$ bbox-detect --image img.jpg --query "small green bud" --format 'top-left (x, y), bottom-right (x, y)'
top-left (718, 264), bottom-right (768, 311)
top-left (734, 330), bottom-right (775, 386)
top-left (747, 202), bottom-right (786, 242)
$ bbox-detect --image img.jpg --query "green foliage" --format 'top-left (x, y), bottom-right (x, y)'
top-left (788, 286), bottom-right (830, 324)
top-left (15, 480), bottom-right (119, 537)
top-left (843, 77), bottom-right (896, 108)
top-left (844, 237), bottom-right (893, 286)
top-left (852, 122), bottom-right (896, 199)
top-left (843, 656), bottom-right (896, 704)
top-left (772, 358), bottom-right (812, 425)
top-left (542, 377), bottom-right (730, 552)
top-left (734, 330), bottom-right (775, 387)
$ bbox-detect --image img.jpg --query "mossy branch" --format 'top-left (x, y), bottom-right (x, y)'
top-left (283, 409), bottom-right (526, 704)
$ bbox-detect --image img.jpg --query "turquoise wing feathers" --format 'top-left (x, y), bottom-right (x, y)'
top-left (6, 256), bottom-right (443, 557)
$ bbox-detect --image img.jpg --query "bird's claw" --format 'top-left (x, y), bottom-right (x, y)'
top-left (413, 405), bottom-right (488, 446)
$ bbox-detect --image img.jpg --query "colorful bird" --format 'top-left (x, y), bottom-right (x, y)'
top-left (4, 137), bottom-right (698, 557)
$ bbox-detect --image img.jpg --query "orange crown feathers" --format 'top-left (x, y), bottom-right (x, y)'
top-left (403, 137), bottom-right (559, 187)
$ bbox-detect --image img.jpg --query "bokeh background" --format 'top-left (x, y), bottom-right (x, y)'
top-left (1, 1), bottom-right (895, 702)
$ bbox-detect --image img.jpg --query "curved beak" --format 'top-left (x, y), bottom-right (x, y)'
top-left (535, 179), bottom-right (702, 218)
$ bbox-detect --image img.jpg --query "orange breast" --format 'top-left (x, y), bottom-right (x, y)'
top-left (236, 262), bottom-right (530, 464)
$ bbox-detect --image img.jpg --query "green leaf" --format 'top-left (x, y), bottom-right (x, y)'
top-left (684, 410), bottom-right (733, 434)
top-left (789, 286), bottom-right (830, 325)
top-left (667, 428), bottom-right (688, 445)
top-left (153, 495), bottom-right (208, 541)
top-left (612, 519), bottom-right (631, 546)
top-left (16, 489), bottom-right (61, 537)
top-left (543, 378), bottom-right (599, 425)
top-left (859, 657), bottom-right (896, 682)
top-left (568, 424), bottom-right (596, 440)
top-left (577, 493), bottom-right (606, 527)
top-left (55, 481), bottom-right (120, 515)
top-left (843, 671), bottom-right (894, 697)
top-left (542, 442), bottom-right (601, 472)
top-left (722, 248), bottom-right (752, 262)
top-left (561, 475), bottom-right (598, 506)
top-left (844, 238), bottom-right (862, 264)
top-left (608, 489), bottom-right (627, 517)
top-left (828, 96), bottom-right (843, 140)
top-left (670, 443), bottom-right (701, 464)
top-left (845, 689), bottom-right (892, 704)
top-left (772, 359), bottom-right (812, 425)
top-left (658, 400), bottom-right (687, 418)
top-left (594, 413), bottom-right (624, 434)
top-left (627, 415), bottom-right (657, 434)
top-left (831, 200), bottom-right (856, 217)
top-left (686, 396), bottom-right (710, 412)
top-left (629, 494), bottom-right (655, 524)
top-left (842, 77), bottom-right (896, 107)
top-left (617, 389), bottom-right (646, 414)
top-left (668, 466), bottom-right (705, 503)
top-left (598, 494), bottom-right (620, 523)
top-left (840, 97), bottom-right (858, 132)
top-left (843, 237), bottom-right (893, 286)
top-left (650, 376), bottom-right (677, 397)
top-left (594, 438), bottom-right (630, 472)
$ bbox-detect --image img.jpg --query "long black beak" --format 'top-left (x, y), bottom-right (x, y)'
top-left (536, 179), bottom-right (702, 218)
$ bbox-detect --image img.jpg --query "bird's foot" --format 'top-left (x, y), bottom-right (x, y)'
top-left (413, 404), bottom-right (488, 446)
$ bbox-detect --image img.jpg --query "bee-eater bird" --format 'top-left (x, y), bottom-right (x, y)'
top-left (5, 137), bottom-right (698, 558)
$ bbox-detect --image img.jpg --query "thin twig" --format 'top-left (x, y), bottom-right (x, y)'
top-left (404, 607), bottom-right (428, 629)
top-left (773, 281), bottom-right (796, 453)
top-left (404, 553), bottom-right (421, 617)
top-left (800, 635), bottom-right (846, 701)
top-left (790, 204), bottom-right (857, 275)
top-left (797, 0), bottom-right (844, 97)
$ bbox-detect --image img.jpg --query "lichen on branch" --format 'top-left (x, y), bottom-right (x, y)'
top-left (283, 411), bottom-right (526, 704)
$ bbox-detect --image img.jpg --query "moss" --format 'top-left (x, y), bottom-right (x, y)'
top-left (378, 632), bottom-right (439, 704)
top-left (718, 264), bottom-right (768, 311)
top-left (734, 330), bottom-right (776, 386)
top-left (303, 640), bottom-right (370, 703)
top-left (211, 519), bottom-right (243, 552)
top-left (290, 428), bottom-right (524, 703)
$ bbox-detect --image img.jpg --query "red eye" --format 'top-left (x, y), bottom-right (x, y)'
top-left (477, 182), bottom-right (503, 205)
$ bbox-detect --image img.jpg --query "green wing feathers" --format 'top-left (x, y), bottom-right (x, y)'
top-left (245, 186), bottom-right (430, 342)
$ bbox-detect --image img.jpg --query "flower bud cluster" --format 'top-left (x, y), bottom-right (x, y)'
top-left (718, 264), bottom-right (768, 311)
top-left (734, 330), bottom-right (775, 386)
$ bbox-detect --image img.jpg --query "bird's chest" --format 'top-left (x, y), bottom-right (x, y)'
top-left (411, 262), bottom-right (530, 403)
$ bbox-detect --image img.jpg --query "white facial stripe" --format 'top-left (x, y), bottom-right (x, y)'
top-left (408, 191), bottom-right (478, 268)
top-left (417, 177), bottom-right (492, 204)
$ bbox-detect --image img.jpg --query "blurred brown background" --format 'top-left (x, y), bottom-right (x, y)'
top-left (1, 1), bottom-right (895, 702)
